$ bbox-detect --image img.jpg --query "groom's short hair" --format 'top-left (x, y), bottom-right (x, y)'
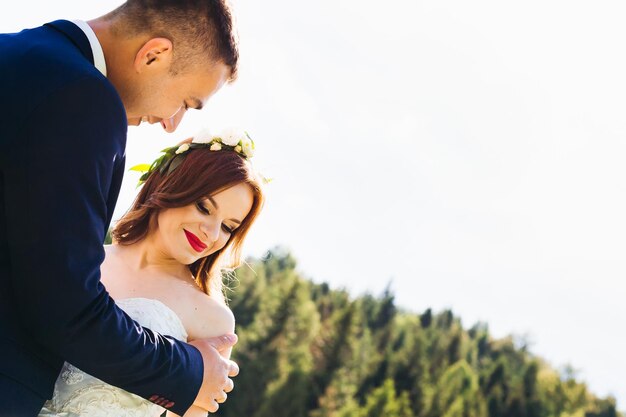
top-left (109, 0), bottom-right (239, 80)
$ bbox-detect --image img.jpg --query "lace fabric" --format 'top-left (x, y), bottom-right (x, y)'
top-left (39, 298), bottom-right (188, 417)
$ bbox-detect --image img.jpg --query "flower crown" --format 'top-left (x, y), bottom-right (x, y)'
top-left (130, 128), bottom-right (256, 186)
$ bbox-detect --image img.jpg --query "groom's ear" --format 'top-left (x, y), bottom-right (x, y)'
top-left (133, 38), bottom-right (173, 73)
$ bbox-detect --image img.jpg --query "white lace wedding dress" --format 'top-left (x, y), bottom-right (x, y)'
top-left (39, 298), bottom-right (188, 417)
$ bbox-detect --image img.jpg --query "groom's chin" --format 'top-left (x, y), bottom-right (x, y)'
top-left (127, 117), bottom-right (142, 127)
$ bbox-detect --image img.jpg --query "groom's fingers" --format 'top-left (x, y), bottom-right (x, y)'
top-left (206, 399), bottom-right (220, 413)
top-left (225, 378), bottom-right (235, 392)
top-left (228, 360), bottom-right (239, 378)
top-left (216, 392), bottom-right (228, 404)
top-left (208, 333), bottom-right (238, 352)
top-left (224, 378), bottom-right (235, 393)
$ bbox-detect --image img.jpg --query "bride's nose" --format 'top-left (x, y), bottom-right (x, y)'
top-left (200, 220), bottom-right (220, 244)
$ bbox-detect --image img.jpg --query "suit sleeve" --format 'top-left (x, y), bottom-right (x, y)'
top-left (4, 77), bottom-right (202, 414)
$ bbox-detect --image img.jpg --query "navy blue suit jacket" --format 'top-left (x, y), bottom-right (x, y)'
top-left (0, 20), bottom-right (203, 415)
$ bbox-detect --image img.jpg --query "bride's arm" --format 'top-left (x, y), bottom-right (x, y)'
top-left (167, 296), bottom-right (236, 417)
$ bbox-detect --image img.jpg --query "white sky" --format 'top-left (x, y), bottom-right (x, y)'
top-left (4, 0), bottom-right (626, 408)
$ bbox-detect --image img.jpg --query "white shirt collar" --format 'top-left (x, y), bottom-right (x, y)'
top-left (71, 20), bottom-right (107, 77)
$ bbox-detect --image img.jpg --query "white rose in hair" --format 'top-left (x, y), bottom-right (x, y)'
top-left (175, 143), bottom-right (190, 154)
top-left (241, 137), bottom-right (255, 158)
top-left (191, 128), bottom-right (214, 144)
top-left (220, 127), bottom-right (244, 146)
top-left (210, 142), bottom-right (222, 151)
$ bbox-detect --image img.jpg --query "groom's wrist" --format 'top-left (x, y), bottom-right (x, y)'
top-left (150, 341), bottom-right (204, 415)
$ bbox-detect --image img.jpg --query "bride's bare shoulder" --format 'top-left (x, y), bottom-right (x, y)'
top-left (102, 244), bottom-right (121, 267)
top-left (100, 244), bottom-right (146, 301)
top-left (184, 290), bottom-right (235, 341)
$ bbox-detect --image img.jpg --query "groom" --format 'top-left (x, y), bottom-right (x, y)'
top-left (0, 1), bottom-right (240, 415)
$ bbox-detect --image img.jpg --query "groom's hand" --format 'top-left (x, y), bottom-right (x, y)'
top-left (189, 334), bottom-right (239, 413)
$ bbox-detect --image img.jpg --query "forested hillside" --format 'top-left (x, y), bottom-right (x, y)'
top-left (214, 248), bottom-right (620, 417)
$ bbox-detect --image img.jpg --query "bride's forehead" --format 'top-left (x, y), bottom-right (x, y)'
top-left (214, 183), bottom-right (252, 200)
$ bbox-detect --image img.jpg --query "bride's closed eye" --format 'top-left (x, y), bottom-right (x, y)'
top-left (196, 201), bottom-right (236, 234)
top-left (195, 201), bottom-right (210, 215)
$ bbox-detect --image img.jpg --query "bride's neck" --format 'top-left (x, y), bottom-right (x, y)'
top-left (112, 234), bottom-right (188, 279)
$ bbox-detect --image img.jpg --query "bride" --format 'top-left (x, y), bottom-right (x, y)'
top-left (39, 129), bottom-right (265, 417)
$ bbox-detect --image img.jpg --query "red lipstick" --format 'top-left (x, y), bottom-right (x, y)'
top-left (184, 229), bottom-right (207, 252)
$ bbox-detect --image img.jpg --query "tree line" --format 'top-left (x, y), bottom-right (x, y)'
top-left (215, 247), bottom-right (621, 417)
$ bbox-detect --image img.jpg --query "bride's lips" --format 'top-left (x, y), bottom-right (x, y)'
top-left (184, 229), bottom-right (207, 252)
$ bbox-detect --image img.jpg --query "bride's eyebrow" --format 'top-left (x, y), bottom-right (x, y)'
top-left (206, 196), bottom-right (218, 209)
top-left (205, 196), bottom-right (242, 225)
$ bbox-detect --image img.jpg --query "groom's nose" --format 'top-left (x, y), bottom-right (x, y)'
top-left (160, 108), bottom-right (187, 133)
